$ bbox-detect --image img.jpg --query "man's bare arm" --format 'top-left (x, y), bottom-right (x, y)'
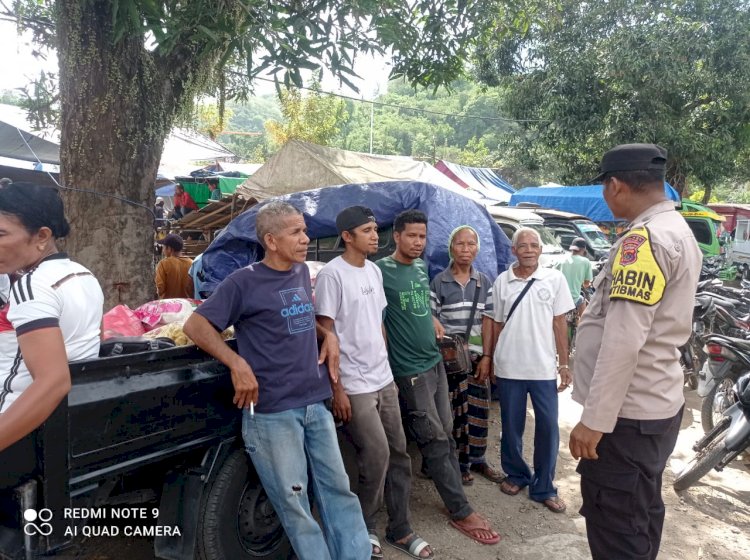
top-left (183, 313), bottom-right (257, 409)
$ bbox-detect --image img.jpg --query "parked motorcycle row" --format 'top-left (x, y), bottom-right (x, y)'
top-left (674, 271), bottom-right (750, 490)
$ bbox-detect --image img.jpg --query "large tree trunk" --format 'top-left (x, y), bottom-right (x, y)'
top-left (667, 161), bottom-right (687, 199)
top-left (55, 2), bottom-right (173, 310)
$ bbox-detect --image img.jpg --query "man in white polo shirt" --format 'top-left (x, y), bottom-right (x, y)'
top-left (489, 227), bottom-right (574, 513)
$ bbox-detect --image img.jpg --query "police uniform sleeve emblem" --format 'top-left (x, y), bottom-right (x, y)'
top-left (609, 227), bottom-right (666, 305)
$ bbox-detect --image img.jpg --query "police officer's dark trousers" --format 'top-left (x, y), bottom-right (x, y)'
top-left (577, 408), bottom-right (682, 560)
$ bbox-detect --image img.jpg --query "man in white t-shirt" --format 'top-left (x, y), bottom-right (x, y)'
top-left (489, 227), bottom-right (574, 513)
top-left (315, 206), bottom-right (433, 560)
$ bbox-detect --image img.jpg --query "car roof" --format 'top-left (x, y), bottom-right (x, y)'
top-left (530, 208), bottom-right (590, 221)
top-left (485, 205), bottom-right (544, 222)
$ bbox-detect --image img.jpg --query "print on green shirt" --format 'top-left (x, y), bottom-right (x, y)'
top-left (377, 257), bottom-right (441, 377)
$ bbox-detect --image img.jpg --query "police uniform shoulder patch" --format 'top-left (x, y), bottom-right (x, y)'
top-left (609, 227), bottom-right (666, 305)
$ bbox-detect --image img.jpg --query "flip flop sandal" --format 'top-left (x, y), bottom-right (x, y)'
top-left (541, 496), bottom-right (567, 514)
top-left (461, 471), bottom-right (474, 486)
top-left (385, 534), bottom-right (434, 559)
top-left (369, 532), bottom-right (384, 559)
top-left (500, 480), bottom-right (522, 496)
top-left (449, 518), bottom-right (501, 545)
top-left (470, 463), bottom-right (506, 484)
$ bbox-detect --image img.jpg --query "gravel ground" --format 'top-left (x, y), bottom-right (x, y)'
top-left (58, 388), bottom-right (750, 560)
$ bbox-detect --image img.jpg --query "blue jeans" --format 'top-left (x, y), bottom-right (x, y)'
top-left (498, 378), bottom-right (559, 502)
top-left (242, 402), bottom-right (370, 560)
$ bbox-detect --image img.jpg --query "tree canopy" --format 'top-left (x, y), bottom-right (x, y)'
top-left (1, 0), bottom-right (491, 307)
top-left (265, 81), bottom-right (348, 148)
top-left (474, 0), bottom-right (750, 197)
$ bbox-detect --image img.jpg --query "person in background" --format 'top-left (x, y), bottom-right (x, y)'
top-left (490, 227), bottom-right (573, 513)
top-left (0, 182), bottom-right (104, 454)
top-left (430, 225), bottom-right (504, 486)
top-left (207, 178), bottom-right (222, 201)
top-left (188, 253), bottom-right (206, 300)
top-left (172, 184), bottom-right (198, 220)
top-left (377, 209), bottom-right (500, 546)
top-left (155, 233), bottom-right (193, 299)
top-left (183, 201), bottom-right (370, 560)
top-left (570, 144), bottom-right (702, 560)
top-left (315, 206), bottom-right (433, 559)
top-left (556, 237), bottom-right (593, 315)
top-left (154, 197), bottom-right (166, 227)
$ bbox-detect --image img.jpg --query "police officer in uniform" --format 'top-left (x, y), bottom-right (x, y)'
top-left (569, 144), bottom-right (701, 560)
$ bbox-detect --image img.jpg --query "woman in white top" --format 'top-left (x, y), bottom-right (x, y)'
top-left (0, 182), bottom-right (103, 452)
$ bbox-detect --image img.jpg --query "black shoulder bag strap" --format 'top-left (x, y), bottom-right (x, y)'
top-left (464, 279), bottom-right (482, 340)
top-left (504, 278), bottom-right (536, 324)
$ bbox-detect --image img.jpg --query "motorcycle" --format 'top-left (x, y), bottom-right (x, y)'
top-left (673, 371), bottom-right (750, 491)
top-left (698, 334), bottom-right (750, 433)
top-left (680, 295), bottom-right (716, 390)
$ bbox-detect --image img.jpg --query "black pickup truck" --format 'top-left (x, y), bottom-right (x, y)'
top-left (0, 343), bottom-right (291, 560)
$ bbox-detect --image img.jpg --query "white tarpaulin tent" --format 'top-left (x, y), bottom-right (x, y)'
top-left (237, 140), bottom-right (490, 202)
top-left (0, 104), bottom-right (60, 164)
top-left (0, 104), bottom-right (235, 175)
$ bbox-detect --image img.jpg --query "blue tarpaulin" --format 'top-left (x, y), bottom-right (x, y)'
top-left (201, 181), bottom-right (512, 294)
top-left (509, 183), bottom-right (680, 222)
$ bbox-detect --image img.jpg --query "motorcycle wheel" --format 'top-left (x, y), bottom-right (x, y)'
top-left (681, 344), bottom-right (701, 391)
top-left (688, 373), bottom-right (699, 391)
top-left (673, 431), bottom-right (728, 491)
top-left (701, 377), bottom-right (738, 433)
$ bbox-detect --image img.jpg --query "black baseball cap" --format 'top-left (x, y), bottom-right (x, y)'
top-left (569, 237), bottom-right (587, 252)
top-left (336, 205), bottom-right (376, 234)
top-left (595, 143), bottom-right (667, 181)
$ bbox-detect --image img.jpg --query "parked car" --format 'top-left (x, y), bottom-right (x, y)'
top-left (679, 200), bottom-right (724, 257)
top-left (485, 205), bottom-right (567, 268)
top-left (530, 208), bottom-right (612, 261)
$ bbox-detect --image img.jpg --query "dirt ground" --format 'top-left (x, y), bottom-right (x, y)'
top-left (376, 389), bottom-right (750, 560)
top-left (62, 388), bottom-right (749, 560)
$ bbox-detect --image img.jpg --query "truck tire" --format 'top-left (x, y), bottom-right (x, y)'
top-left (197, 448), bottom-right (292, 560)
top-left (701, 376), bottom-right (737, 433)
top-left (673, 431), bottom-right (728, 491)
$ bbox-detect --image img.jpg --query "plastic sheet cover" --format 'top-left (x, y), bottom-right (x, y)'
top-left (509, 183), bottom-right (680, 222)
top-left (201, 181), bottom-right (512, 294)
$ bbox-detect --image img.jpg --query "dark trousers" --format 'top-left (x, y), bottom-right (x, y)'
top-left (498, 378), bottom-right (559, 501)
top-left (345, 382), bottom-right (413, 541)
top-left (577, 408), bottom-right (683, 560)
top-left (395, 362), bottom-right (473, 520)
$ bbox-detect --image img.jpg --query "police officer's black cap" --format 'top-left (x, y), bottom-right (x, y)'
top-left (594, 143), bottom-right (667, 182)
top-left (336, 205), bottom-right (377, 234)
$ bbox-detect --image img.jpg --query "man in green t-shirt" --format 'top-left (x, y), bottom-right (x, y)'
top-left (556, 237), bottom-right (593, 315)
top-left (376, 209), bottom-right (500, 546)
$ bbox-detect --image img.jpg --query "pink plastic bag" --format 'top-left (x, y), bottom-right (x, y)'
top-left (102, 305), bottom-right (146, 339)
top-left (134, 299), bottom-right (200, 329)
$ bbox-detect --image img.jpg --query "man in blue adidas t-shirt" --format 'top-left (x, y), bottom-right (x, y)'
top-left (184, 201), bottom-right (369, 560)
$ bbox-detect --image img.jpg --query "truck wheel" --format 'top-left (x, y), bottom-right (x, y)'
top-left (197, 448), bottom-right (292, 560)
